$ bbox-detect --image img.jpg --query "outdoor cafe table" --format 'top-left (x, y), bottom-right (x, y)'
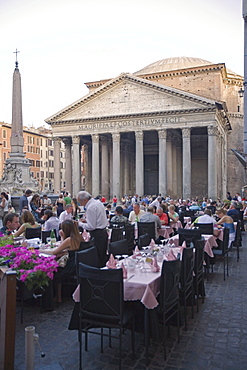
top-left (169, 233), bottom-right (218, 258)
top-left (72, 246), bottom-right (184, 360)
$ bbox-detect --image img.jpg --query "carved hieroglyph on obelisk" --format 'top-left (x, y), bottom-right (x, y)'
top-left (0, 49), bottom-right (40, 194)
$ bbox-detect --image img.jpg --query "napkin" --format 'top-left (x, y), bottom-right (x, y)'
top-left (106, 254), bottom-right (117, 269)
top-left (182, 241), bottom-right (187, 249)
top-left (149, 239), bottom-right (156, 247)
top-left (82, 230), bottom-right (90, 242)
top-left (166, 248), bottom-right (177, 261)
top-left (150, 256), bottom-right (160, 272)
top-left (121, 262), bottom-right (128, 279)
top-left (133, 245), bottom-right (141, 256)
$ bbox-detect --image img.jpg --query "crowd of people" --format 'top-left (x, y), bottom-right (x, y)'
top-left (0, 189), bottom-right (246, 303)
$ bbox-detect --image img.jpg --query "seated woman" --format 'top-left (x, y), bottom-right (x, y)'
top-left (216, 208), bottom-right (235, 246)
top-left (39, 220), bottom-right (85, 301)
top-left (168, 205), bottom-right (179, 222)
top-left (30, 194), bottom-right (44, 224)
top-left (43, 209), bottom-right (60, 235)
top-left (14, 210), bottom-right (39, 238)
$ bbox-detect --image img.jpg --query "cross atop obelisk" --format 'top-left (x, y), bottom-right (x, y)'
top-left (13, 48), bottom-right (20, 69)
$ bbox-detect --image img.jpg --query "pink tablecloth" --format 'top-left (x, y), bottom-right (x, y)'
top-left (170, 234), bottom-right (218, 258)
top-left (169, 220), bottom-right (183, 230)
top-left (158, 225), bottom-right (173, 238)
top-left (73, 246), bottom-right (184, 309)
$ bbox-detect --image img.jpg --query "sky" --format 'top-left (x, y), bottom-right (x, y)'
top-left (0, 0), bottom-right (244, 128)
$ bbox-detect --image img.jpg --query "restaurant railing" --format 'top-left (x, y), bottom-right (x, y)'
top-left (0, 267), bottom-right (16, 370)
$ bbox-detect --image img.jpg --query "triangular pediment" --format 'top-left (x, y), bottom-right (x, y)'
top-left (45, 73), bottom-right (217, 124)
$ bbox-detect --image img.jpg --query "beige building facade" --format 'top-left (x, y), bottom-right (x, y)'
top-left (45, 57), bottom-right (244, 200)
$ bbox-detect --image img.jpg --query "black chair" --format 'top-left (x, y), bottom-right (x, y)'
top-left (179, 245), bottom-right (194, 331)
top-left (79, 238), bottom-right (95, 251)
top-left (138, 233), bottom-right (151, 249)
top-left (41, 229), bottom-right (57, 243)
top-left (231, 221), bottom-right (241, 262)
top-left (108, 239), bottom-right (129, 257)
top-left (178, 228), bottom-right (202, 248)
top-left (109, 221), bottom-right (126, 229)
top-left (110, 227), bottom-right (125, 242)
top-left (179, 212), bottom-right (185, 228)
top-left (76, 246), bottom-right (99, 283)
top-left (25, 227), bottom-right (42, 239)
top-left (229, 213), bottom-right (240, 222)
top-left (137, 222), bottom-right (155, 241)
top-left (159, 258), bottom-right (181, 360)
top-left (124, 223), bottom-right (135, 255)
top-left (193, 239), bottom-right (205, 312)
top-left (194, 223), bottom-right (213, 235)
top-left (212, 227), bottom-right (230, 280)
top-left (78, 263), bottom-right (135, 370)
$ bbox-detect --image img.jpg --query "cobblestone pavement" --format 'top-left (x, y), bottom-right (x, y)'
top-left (14, 232), bottom-right (247, 369)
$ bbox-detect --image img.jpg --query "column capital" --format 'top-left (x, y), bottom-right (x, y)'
top-left (92, 134), bottom-right (99, 143)
top-left (182, 128), bottom-right (191, 138)
top-left (158, 129), bottom-right (167, 139)
top-left (207, 125), bottom-right (218, 136)
top-left (112, 133), bottom-right (121, 141)
top-left (135, 130), bottom-right (143, 140)
top-left (72, 135), bottom-right (80, 145)
top-left (63, 138), bottom-right (72, 147)
top-left (53, 136), bottom-right (61, 144)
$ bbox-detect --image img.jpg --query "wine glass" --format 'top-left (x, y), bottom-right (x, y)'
top-left (122, 254), bottom-right (128, 266)
top-left (115, 255), bottom-right (122, 268)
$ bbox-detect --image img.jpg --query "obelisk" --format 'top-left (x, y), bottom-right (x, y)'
top-left (0, 50), bottom-right (40, 195)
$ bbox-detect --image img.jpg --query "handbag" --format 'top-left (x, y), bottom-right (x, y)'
top-left (57, 253), bottom-right (69, 268)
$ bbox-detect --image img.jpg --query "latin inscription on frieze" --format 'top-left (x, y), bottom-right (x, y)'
top-left (78, 116), bottom-right (181, 131)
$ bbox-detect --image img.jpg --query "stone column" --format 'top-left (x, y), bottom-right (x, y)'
top-left (63, 138), bottom-right (72, 194)
top-left (208, 125), bottom-right (218, 200)
top-left (53, 137), bottom-right (61, 194)
top-left (158, 129), bottom-right (167, 197)
top-left (135, 131), bottom-right (144, 196)
top-left (123, 143), bottom-right (130, 195)
top-left (101, 136), bottom-right (109, 199)
top-left (182, 128), bottom-right (191, 199)
top-left (112, 133), bottom-right (121, 202)
top-left (176, 144), bottom-right (182, 198)
top-left (87, 144), bottom-right (92, 193)
top-left (166, 135), bottom-right (173, 196)
top-left (72, 135), bottom-right (81, 196)
top-left (172, 144), bottom-right (177, 197)
top-left (92, 134), bottom-right (100, 196)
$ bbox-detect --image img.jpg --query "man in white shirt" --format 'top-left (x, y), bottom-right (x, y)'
top-left (129, 203), bottom-right (146, 223)
top-left (77, 191), bottom-right (108, 267)
top-left (59, 204), bottom-right (73, 225)
top-left (193, 209), bottom-right (219, 237)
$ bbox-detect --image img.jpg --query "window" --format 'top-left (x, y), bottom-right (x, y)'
top-left (3, 130), bottom-right (6, 138)
top-left (36, 138), bottom-right (39, 145)
top-left (49, 172), bottom-right (54, 179)
top-left (60, 161), bottom-right (63, 169)
top-left (36, 147), bottom-right (40, 154)
top-left (40, 150), bottom-right (42, 157)
top-left (40, 138), bottom-right (42, 145)
top-left (48, 139), bottom-right (53, 146)
top-left (36, 172), bottom-right (40, 178)
top-left (3, 153), bottom-right (6, 160)
top-left (41, 171), bottom-right (44, 177)
top-left (49, 150), bottom-right (54, 156)
top-left (3, 141), bottom-right (6, 147)
top-left (36, 160), bottom-right (40, 167)
top-left (49, 160), bottom-right (54, 167)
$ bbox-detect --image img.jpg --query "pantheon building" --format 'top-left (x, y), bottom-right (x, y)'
top-left (45, 56), bottom-right (244, 200)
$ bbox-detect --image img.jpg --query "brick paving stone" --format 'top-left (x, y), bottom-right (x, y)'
top-left (13, 231), bottom-right (247, 369)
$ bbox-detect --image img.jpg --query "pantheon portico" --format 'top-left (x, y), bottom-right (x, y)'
top-left (46, 57), bottom-right (244, 200)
